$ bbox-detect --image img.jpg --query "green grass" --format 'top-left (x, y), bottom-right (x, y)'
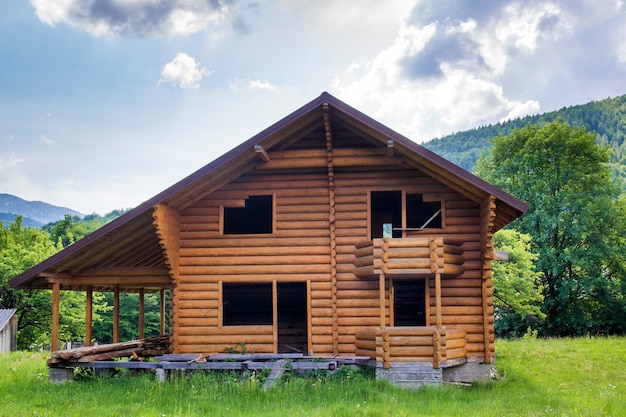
top-left (1, 337), bottom-right (624, 416)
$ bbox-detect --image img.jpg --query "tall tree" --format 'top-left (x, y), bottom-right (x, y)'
top-left (476, 121), bottom-right (626, 336)
top-left (492, 229), bottom-right (544, 337)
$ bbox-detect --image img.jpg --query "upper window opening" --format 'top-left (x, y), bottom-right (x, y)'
top-left (370, 191), bottom-right (442, 238)
top-left (223, 195), bottom-right (273, 234)
top-left (371, 191), bottom-right (403, 238)
top-left (406, 194), bottom-right (442, 229)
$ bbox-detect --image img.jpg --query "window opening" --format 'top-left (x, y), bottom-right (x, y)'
top-left (222, 283), bottom-right (272, 326)
top-left (406, 194), bottom-right (442, 229)
top-left (371, 191), bottom-right (402, 238)
top-left (223, 195), bottom-right (273, 234)
top-left (394, 279), bottom-right (426, 326)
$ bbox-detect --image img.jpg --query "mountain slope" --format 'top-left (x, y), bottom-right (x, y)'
top-left (423, 94), bottom-right (626, 172)
top-left (0, 194), bottom-right (83, 227)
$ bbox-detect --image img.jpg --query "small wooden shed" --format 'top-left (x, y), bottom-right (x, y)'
top-left (0, 309), bottom-right (17, 353)
top-left (10, 92), bottom-right (526, 384)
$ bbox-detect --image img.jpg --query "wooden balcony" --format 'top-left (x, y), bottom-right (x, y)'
top-left (354, 237), bottom-right (464, 278)
top-left (354, 326), bottom-right (468, 369)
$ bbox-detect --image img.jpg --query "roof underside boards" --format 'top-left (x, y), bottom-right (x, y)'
top-left (9, 92), bottom-right (526, 291)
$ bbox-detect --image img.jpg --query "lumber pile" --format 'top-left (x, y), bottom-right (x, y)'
top-left (48, 335), bottom-right (170, 364)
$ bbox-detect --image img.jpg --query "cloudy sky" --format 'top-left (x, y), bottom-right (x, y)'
top-left (1, 0), bottom-right (625, 215)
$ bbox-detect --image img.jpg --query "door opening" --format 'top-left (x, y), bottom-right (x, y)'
top-left (277, 282), bottom-right (308, 353)
top-left (394, 279), bottom-right (427, 326)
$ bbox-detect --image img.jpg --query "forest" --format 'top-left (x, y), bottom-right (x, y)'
top-left (424, 93), bottom-right (626, 181)
top-left (1, 95), bottom-right (626, 348)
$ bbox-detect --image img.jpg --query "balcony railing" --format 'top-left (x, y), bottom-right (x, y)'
top-left (354, 237), bottom-right (464, 277)
top-left (354, 326), bottom-right (468, 369)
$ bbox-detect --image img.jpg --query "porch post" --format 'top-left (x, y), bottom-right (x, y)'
top-left (435, 272), bottom-right (442, 328)
top-left (51, 282), bottom-right (60, 352)
top-left (379, 272), bottom-right (386, 329)
top-left (159, 289), bottom-right (166, 334)
top-left (85, 286), bottom-right (93, 346)
top-left (113, 285), bottom-right (120, 343)
top-left (138, 288), bottom-right (145, 339)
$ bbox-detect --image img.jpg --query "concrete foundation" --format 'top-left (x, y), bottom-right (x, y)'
top-left (48, 367), bottom-right (74, 383)
top-left (442, 362), bottom-right (491, 384)
top-left (376, 363), bottom-right (443, 389)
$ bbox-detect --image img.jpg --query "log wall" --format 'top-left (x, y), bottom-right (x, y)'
top-left (170, 134), bottom-right (492, 361)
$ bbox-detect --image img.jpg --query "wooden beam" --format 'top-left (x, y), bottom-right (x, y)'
top-left (113, 286), bottom-right (120, 343)
top-left (272, 280), bottom-right (278, 354)
top-left (139, 288), bottom-right (145, 340)
top-left (435, 272), bottom-right (442, 328)
top-left (379, 272), bottom-right (386, 329)
top-left (387, 140), bottom-right (395, 157)
top-left (51, 282), bottom-right (60, 352)
top-left (254, 144), bottom-right (271, 162)
top-left (85, 286), bottom-right (93, 347)
top-left (160, 289), bottom-right (166, 335)
top-left (307, 280), bottom-right (312, 356)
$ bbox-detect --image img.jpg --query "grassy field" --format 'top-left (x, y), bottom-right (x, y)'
top-left (1, 337), bottom-right (624, 416)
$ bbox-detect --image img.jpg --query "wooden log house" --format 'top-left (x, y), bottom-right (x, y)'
top-left (10, 92), bottom-right (526, 383)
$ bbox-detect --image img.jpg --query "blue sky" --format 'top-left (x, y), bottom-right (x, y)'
top-left (1, 0), bottom-right (625, 215)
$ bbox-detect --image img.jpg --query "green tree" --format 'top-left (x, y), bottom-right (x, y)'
top-left (476, 121), bottom-right (626, 336)
top-left (492, 229), bottom-right (544, 337)
top-left (0, 218), bottom-right (57, 348)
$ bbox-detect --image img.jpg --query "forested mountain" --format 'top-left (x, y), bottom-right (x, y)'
top-left (0, 194), bottom-right (83, 227)
top-left (423, 94), bottom-right (626, 173)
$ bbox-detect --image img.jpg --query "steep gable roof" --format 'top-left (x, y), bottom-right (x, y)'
top-left (10, 92), bottom-right (526, 290)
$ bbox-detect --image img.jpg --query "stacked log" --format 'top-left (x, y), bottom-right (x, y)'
top-left (48, 335), bottom-right (169, 364)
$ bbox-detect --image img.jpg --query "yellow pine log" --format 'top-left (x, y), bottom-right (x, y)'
top-left (181, 237), bottom-right (330, 248)
top-left (445, 347), bottom-right (468, 360)
top-left (178, 318), bottom-right (219, 327)
top-left (177, 344), bottom-right (273, 354)
top-left (354, 265), bottom-right (376, 278)
top-left (179, 274), bottom-right (329, 283)
top-left (178, 283), bottom-right (219, 291)
top-left (180, 254), bottom-right (331, 266)
top-left (354, 245), bottom-right (374, 259)
top-left (387, 336), bottom-right (435, 347)
top-left (179, 335), bottom-right (274, 345)
top-left (181, 246), bottom-right (330, 257)
top-left (355, 348), bottom-right (377, 358)
top-left (337, 317), bottom-right (382, 326)
top-left (444, 328), bottom-right (467, 339)
top-left (178, 308), bottom-right (218, 318)
top-left (439, 306), bottom-right (483, 315)
top-left (336, 298), bottom-right (381, 308)
top-left (337, 307), bottom-right (381, 317)
top-left (311, 281), bottom-right (332, 290)
top-left (178, 299), bottom-right (219, 309)
top-left (388, 346), bottom-right (434, 357)
top-left (182, 264), bottom-right (331, 275)
top-left (179, 326), bottom-right (272, 336)
top-left (178, 291), bottom-right (218, 300)
top-left (445, 338), bottom-right (467, 350)
top-left (354, 254), bottom-right (374, 268)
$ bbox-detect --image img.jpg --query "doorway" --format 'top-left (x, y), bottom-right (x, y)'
top-left (393, 279), bottom-right (427, 326)
top-left (277, 282), bottom-right (308, 353)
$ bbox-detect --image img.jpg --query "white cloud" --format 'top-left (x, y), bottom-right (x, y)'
top-left (331, 0), bottom-right (626, 141)
top-left (0, 153), bottom-right (24, 171)
top-left (158, 52), bottom-right (212, 89)
top-left (229, 78), bottom-right (280, 93)
top-left (248, 80), bottom-right (279, 92)
top-left (40, 135), bottom-right (55, 145)
top-left (30, 0), bottom-right (234, 37)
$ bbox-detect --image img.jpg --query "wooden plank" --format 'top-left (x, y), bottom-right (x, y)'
top-left (51, 282), bottom-right (60, 352)
top-left (85, 286), bottom-right (92, 347)
top-left (262, 359), bottom-right (286, 390)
